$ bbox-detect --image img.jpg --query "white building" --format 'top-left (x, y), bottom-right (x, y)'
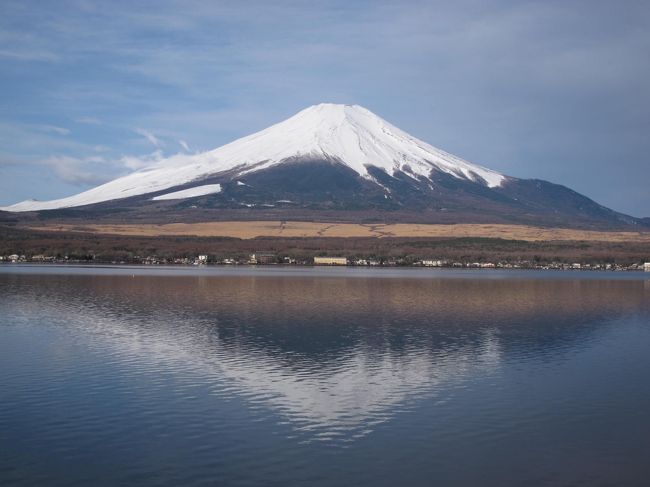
top-left (644, 262), bottom-right (650, 272)
top-left (314, 256), bottom-right (348, 266)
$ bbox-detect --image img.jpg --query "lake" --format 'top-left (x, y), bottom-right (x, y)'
top-left (1, 265), bottom-right (649, 486)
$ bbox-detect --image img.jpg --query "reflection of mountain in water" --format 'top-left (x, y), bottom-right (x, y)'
top-left (3, 273), bottom-right (649, 441)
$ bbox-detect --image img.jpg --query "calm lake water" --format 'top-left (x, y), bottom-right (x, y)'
top-left (1, 265), bottom-right (650, 486)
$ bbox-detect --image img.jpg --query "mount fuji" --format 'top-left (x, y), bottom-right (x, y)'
top-left (1, 104), bottom-right (643, 228)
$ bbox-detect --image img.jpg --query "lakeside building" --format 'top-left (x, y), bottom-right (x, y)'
top-left (249, 252), bottom-right (277, 265)
top-left (314, 256), bottom-right (348, 266)
top-left (644, 263), bottom-right (650, 272)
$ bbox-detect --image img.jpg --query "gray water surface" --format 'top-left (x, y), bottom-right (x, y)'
top-left (1, 266), bottom-right (649, 486)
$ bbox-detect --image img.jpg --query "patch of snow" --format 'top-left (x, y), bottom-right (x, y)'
top-left (151, 184), bottom-right (222, 201)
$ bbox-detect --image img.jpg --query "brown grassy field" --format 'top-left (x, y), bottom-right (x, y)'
top-left (28, 221), bottom-right (650, 242)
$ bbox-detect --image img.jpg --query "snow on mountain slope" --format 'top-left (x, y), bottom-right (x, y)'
top-left (1, 104), bottom-right (506, 212)
top-left (151, 184), bottom-right (222, 201)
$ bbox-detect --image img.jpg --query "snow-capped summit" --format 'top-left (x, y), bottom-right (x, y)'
top-left (216, 103), bottom-right (505, 188)
top-left (2, 104), bottom-right (505, 212)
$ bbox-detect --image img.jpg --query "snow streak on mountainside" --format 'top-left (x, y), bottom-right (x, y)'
top-left (1, 104), bottom-right (506, 212)
top-left (151, 184), bottom-right (222, 201)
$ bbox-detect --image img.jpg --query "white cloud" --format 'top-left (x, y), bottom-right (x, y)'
top-left (119, 150), bottom-right (165, 171)
top-left (41, 155), bottom-right (111, 186)
top-left (135, 128), bottom-right (163, 148)
top-left (2, 149), bottom-right (170, 189)
top-left (179, 139), bottom-right (190, 152)
top-left (39, 125), bottom-right (71, 136)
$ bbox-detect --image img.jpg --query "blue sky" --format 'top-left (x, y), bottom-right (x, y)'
top-left (1, 0), bottom-right (649, 216)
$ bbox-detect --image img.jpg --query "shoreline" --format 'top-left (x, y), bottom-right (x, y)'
top-left (2, 261), bottom-right (649, 277)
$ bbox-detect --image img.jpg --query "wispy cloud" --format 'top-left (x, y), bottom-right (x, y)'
top-left (179, 139), bottom-right (190, 152)
top-left (1, 149), bottom-right (171, 190)
top-left (0, 48), bottom-right (60, 62)
top-left (135, 128), bottom-right (163, 148)
top-left (41, 155), bottom-right (112, 185)
top-left (39, 125), bottom-right (71, 136)
top-left (119, 150), bottom-right (165, 171)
